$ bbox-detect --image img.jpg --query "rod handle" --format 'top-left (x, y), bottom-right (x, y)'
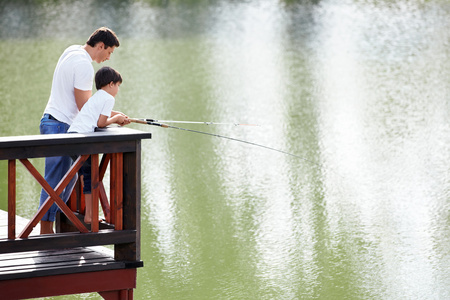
top-left (129, 118), bottom-right (148, 125)
top-left (149, 122), bottom-right (170, 128)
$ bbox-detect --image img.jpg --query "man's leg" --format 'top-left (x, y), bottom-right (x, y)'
top-left (39, 155), bottom-right (73, 234)
top-left (38, 116), bottom-right (71, 234)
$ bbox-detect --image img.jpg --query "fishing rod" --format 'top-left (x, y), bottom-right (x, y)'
top-left (141, 118), bottom-right (259, 127)
top-left (129, 118), bottom-right (322, 168)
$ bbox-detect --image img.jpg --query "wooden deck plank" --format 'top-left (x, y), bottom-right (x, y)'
top-left (0, 254), bottom-right (114, 269)
top-left (0, 245), bottom-right (137, 281)
top-left (0, 210), bottom-right (40, 238)
top-left (0, 210), bottom-right (142, 282)
top-left (0, 257), bottom-right (116, 275)
top-left (0, 248), bottom-right (115, 269)
top-left (0, 247), bottom-right (99, 260)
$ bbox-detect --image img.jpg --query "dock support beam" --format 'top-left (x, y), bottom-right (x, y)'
top-left (1, 269), bottom-right (136, 300)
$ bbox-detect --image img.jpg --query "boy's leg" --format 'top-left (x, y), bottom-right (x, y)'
top-left (84, 193), bottom-right (92, 224)
top-left (81, 156), bottom-right (93, 224)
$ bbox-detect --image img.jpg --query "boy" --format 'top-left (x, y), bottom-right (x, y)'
top-left (39, 27), bottom-right (120, 234)
top-left (68, 66), bottom-right (130, 224)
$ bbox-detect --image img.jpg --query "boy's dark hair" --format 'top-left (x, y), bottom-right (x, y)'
top-left (95, 67), bottom-right (122, 90)
top-left (86, 27), bottom-right (120, 49)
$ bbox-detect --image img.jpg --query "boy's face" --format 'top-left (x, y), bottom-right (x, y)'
top-left (110, 82), bottom-right (120, 97)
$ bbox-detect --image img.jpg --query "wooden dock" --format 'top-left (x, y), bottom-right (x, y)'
top-left (0, 127), bottom-right (151, 299)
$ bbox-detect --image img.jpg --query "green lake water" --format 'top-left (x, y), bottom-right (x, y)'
top-left (0, 0), bottom-right (449, 299)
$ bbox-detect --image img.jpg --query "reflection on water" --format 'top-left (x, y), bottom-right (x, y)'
top-left (1, 0), bottom-right (450, 299)
top-left (314, 2), bottom-right (450, 299)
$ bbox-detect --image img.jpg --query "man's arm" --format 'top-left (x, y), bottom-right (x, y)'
top-left (74, 88), bottom-right (92, 110)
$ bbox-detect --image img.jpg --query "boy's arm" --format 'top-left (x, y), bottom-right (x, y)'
top-left (110, 110), bottom-right (126, 116)
top-left (97, 114), bottom-right (130, 128)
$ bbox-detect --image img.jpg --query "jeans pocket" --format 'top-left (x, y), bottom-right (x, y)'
top-left (40, 119), bottom-right (69, 134)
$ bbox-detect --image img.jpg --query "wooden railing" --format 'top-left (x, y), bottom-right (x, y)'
top-left (0, 127), bottom-right (151, 261)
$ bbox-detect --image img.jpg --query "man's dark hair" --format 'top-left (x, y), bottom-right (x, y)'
top-left (86, 27), bottom-right (120, 49)
top-left (95, 66), bottom-right (122, 90)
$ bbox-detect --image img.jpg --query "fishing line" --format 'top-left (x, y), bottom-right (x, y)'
top-left (130, 118), bottom-right (323, 169)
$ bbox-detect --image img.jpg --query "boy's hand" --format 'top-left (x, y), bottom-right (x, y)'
top-left (116, 115), bottom-right (131, 126)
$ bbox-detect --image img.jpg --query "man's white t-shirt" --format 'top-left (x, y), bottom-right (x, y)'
top-left (68, 90), bottom-right (115, 133)
top-left (44, 45), bottom-right (94, 125)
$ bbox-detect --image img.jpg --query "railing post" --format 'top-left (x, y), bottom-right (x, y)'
top-left (91, 154), bottom-right (99, 233)
top-left (115, 141), bottom-right (141, 262)
top-left (111, 153), bottom-right (123, 230)
top-left (8, 160), bottom-right (16, 240)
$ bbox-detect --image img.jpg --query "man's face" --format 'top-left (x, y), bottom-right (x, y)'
top-left (96, 43), bottom-right (115, 63)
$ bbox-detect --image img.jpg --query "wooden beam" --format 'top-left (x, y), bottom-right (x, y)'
top-left (18, 156), bottom-right (89, 238)
top-left (99, 182), bottom-right (111, 222)
top-left (1, 268), bottom-right (137, 300)
top-left (99, 289), bottom-right (133, 300)
top-left (99, 153), bottom-right (111, 222)
top-left (0, 128), bottom-right (151, 161)
top-left (99, 153), bottom-right (111, 180)
top-left (0, 229), bottom-right (137, 254)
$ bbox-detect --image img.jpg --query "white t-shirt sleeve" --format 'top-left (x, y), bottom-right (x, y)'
top-left (73, 61), bottom-right (94, 91)
top-left (100, 97), bottom-right (115, 117)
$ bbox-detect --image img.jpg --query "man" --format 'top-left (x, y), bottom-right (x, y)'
top-left (39, 27), bottom-right (122, 234)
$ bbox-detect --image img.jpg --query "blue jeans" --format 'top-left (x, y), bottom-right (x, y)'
top-left (39, 114), bottom-right (77, 222)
